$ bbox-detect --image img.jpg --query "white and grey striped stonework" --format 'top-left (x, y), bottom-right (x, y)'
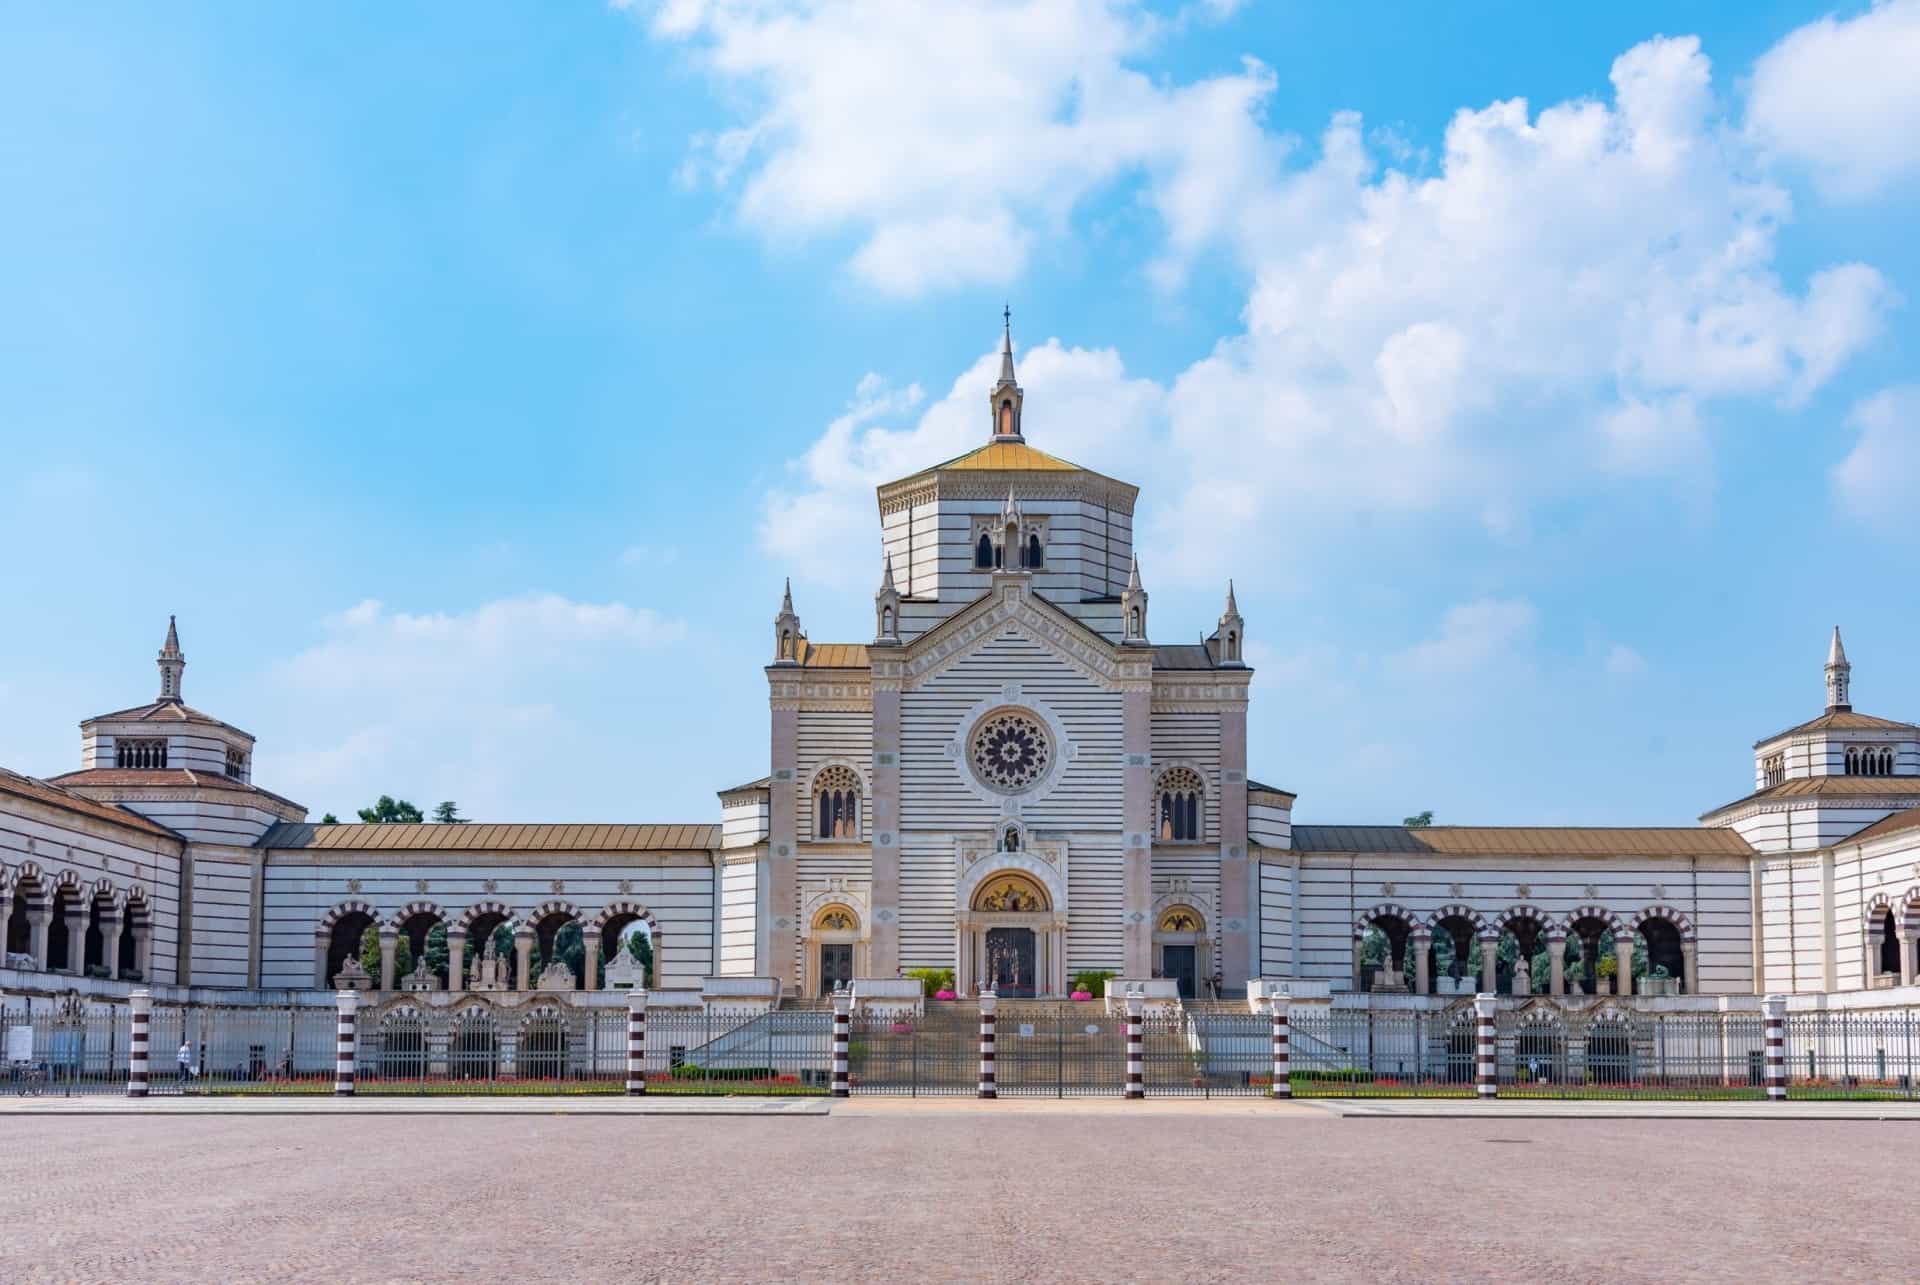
top-left (1269, 1004), bottom-right (1290, 1099)
top-left (1124, 998), bottom-right (1144, 1100)
top-left (626, 995), bottom-right (648, 1096)
top-left (978, 992), bottom-right (997, 1099)
top-left (1475, 996), bottom-right (1497, 1099)
top-left (127, 990), bottom-right (151, 1098)
top-left (334, 991), bottom-right (357, 1096)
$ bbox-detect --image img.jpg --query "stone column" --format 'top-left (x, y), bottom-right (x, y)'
top-left (582, 927), bottom-right (603, 992)
top-left (1548, 935), bottom-right (1566, 997)
top-left (1480, 938), bottom-right (1498, 995)
top-left (1615, 937), bottom-right (1636, 997)
top-left (99, 907), bottom-right (125, 980)
top-left (1762, 994), bottom-right (1787, 1102)
top-left (446, 927), bottom-right (467, 994)
top-left (626, 987), bottom-right (649, 1096)
top-left (133, 919), bottom-right (152, 984)
top-left (127, 989), bottom-right (152, 1098)
top-left (977, 989), bottom-right (998, 1100)
top-left (1217, 702), bottom-right (1252, 991)
top-left (334, 990), bottom-right (358, 1096)
top-left (1269, 991), bottom-right (1291, 1099)
top-left (1905, 936), bottom-right (1919, 990)
top-left (312, 931), bottom-right (330, 989)
top-left (1412, 929), bottom-right (1432, 996)
top-left (1120, 677), bottom-right (1154, 978)
top-left (377, 925), bottom-right (398, 992)
top-left (1682, 940), bottom-right (1700, 994)
top-left (767, 696), bottom-right (801, 996)
top-left (1354, 935), bottom-right (1367, 992)
top-left (831, 986), bottom-right (851, 1099)
top-left (869, 662), bottom-right (903, 976)
top-left (62, 904), bottom-right (86, 975)
top-left (27, 905), bottom-right (50, 972)
top-left (1124, 991), bottom-right (1144, 1100)
top-left (1474, 992), bottom-right (1498, 1099)
top-left (513, 927), bottom-right (534, 991)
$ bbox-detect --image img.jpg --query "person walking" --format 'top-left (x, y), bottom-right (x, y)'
top-left (177, 1039), bottom-right (194, 1087)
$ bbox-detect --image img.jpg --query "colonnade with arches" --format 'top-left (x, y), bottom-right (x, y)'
top-left (1862, 890), bottom-right (1920, 988)
top-left (0, 862), bottom-right (155, 982)
top-left (313, 899), bottom-right (659, 994)
top-left (1353, 903), bottom-right (1699, 997)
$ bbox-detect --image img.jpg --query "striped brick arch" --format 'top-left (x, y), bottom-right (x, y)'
top-left (527, 899), bottom-right (581, 927)
top-left (1865, 891), bottom-right (1896, 927)
top-left (316, 900), bottom-right (376, 936)
top-left (593, 901), bottom-right (657, 936)
top-left (1901, 888), bottom-right (1920, 935)
top-left (388, 900), bottom-right (446, 933)
top-left (457, 900), bottom-right (515, 935)
top-left (1563, 905), bottom-right (1625, 936)
top-left (1632, 905), bottom-right (1696, 942)
top-left (1493, 905), bottom-right (1553, 937)
top-left (1425, 904), bottom-right (1488, 938)
top-left (1353, 903), bottom-right (1415, 938)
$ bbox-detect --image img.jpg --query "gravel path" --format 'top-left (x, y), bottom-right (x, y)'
top-left (0, 1112), bottom-right (1895, 1282)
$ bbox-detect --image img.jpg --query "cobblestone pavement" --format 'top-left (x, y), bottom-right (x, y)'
top-left (0, 1111), bottom-right (1899, 1283)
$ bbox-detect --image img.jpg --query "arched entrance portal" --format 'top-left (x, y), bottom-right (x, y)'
top-left (957, 868), bottom-right (1065, 998)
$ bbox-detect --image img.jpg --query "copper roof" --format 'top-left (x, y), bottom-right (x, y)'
top-left (48, 768), bottom-right (305, 811)
top-left (1754, 709), bottom-right (1919, 747)
top-left (933, 441), bottom-right (1083, 472)
top-left (81, 699), bottom-right (253, 738)
top-left (1292, 825), bottom-right (1753, 858)
top-left (1844, 808), bottom-right (1920, 846)
top-left (0, 768), bottom-right (181, 841)
top-left (1247, 779), bottom-right (1297, 801)
top-left (794, 640), bottom-right (870, 668)
top-left (259, 821), bottom-right (722, 852)
top-left (1701, 773), bottom-right (1920, 818)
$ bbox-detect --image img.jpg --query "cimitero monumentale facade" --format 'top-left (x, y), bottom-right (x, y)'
top-left (8, 319), bottom-right (1920, 1011)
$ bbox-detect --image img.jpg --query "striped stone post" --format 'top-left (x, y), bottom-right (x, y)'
top-left (334, 989), bottom-right (358, 1097)
top-left (127, 989), bottom-right (151, 1098)
top-left (1763, 994), bottom-right (1787, 1103)
top-left (977, 989), bottom-right (997, 1099)
top-left (626, 987), bottom-right (649, 1096)
top-left (1269, 992), bottom-right (1291, 1099)
top-left (1474, 992), bottom-right (1498, 1100)
top-left (1124, 990), bottom-right (1145, 1100)
top-left (831, 985), bottom-right (852, 1098)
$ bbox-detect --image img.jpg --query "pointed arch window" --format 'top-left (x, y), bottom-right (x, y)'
top-left (1155, 767), bottom-right (1205, 842)
top-left (1025, 533), bottom-right (1043, 569)
top-left (976, 533), bottom-right (994, 569)
top-left (812, 766), bottom-right (864, 840)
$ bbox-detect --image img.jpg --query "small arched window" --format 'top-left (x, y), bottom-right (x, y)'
top-left (1882, 748), bottom-right (1895, 776)
top-left (999, 399), bottom-right (1014, 435)
top-left (1026, 533), bottom-right (1043, 569)
top-left (1847, 747), bottom-right (1860, 775)
top-left (1762, 753), bottom-right (1784, 788)
top-left (976, 533), bottom-right (993, 569)
top-left (1156, 767), bottom-right (1205, 842)
top-left (813, 766), bottom-right (863, 840)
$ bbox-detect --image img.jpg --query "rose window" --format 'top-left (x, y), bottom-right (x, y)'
top-left (969, 710), bottom-right (1052, 793)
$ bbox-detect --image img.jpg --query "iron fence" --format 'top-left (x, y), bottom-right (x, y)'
top-left (847, 1007), bottom-right (977, 1095)
top-left (993, 1004), bottom-right (1125, 1097)
top-left (1783, 1011), bottom-right (1920, 1100)
top-left (147, 1005), bottom-right (340, 1095)
top-left (1288, 1008), bottom-right (1478, 1097)
top-left (1, 1001), bottom-right (132, 1096)
top-left (1495, 1010), bottom-right (1770, 1100)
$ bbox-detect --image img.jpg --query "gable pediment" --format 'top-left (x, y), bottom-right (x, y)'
top-left (901, 581), bottom-right (1144, 690)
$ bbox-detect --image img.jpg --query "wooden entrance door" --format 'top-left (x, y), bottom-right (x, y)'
top-left (986, 927), bottom-right (1037, 997)
top-left (1162, 944), bottom-right (1197, 999)
top-left (819, 943), bottom-right (853, 995)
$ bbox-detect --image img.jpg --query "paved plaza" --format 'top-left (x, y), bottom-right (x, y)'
top-left (0, 1104), bottom-right (1903, 1283)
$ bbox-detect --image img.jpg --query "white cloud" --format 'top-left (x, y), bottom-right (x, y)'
top-left (761, 340), bottom-right (1165, 586)
top-left (1604, 644), bottom-right (1647, 677)
top-left (1746, 0), bottom-right (1920, 201)
top-left (269, 595), bottom-right (685, 815)
top-left (1388, 599), bottom-right (1537, 677)
top-left (635, 0), bottom-right (1278, 293)
top-left (1832, 386), bottom-right (1920, 528)
top-left (662, 19), bottom-right (1891, 586)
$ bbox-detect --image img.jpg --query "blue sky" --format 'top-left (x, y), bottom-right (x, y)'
top-left (3, 1), bottom-right (1918, 826)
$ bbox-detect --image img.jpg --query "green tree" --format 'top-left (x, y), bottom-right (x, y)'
top-left (356, 922), bottom-right (411, 984)
top-left (358, 795), bottom-right (424, 823)
top-left (318, 812), bottom-right (340, 825)
top-left (623, 926), bottom-right (654, 983)
top-left (431, 801), bottom-right (468, 824)
top-left (1403, 810), bottom-right (1435, 828)
top-left (424, 922), bottom-right (449, 984)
